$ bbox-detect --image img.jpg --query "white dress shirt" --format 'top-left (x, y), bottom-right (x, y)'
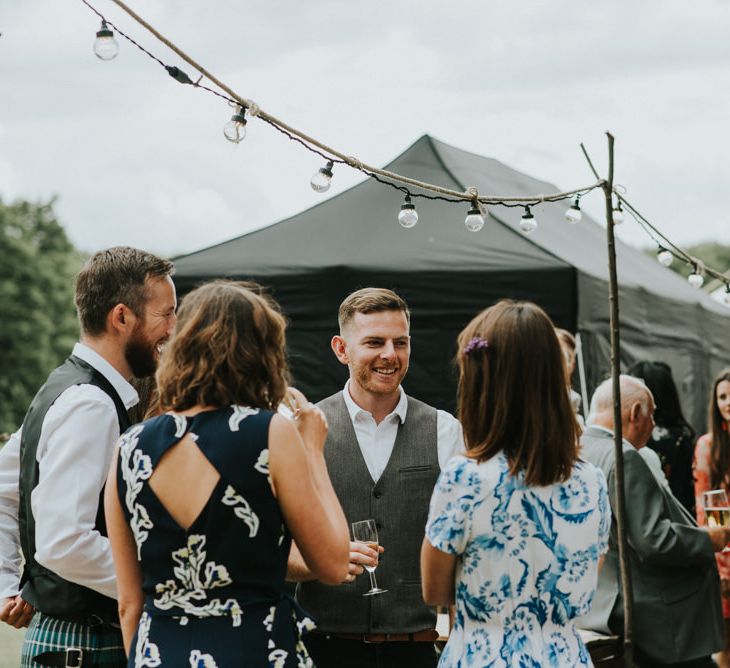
top-left (583, 423), bottom-right (670, 487)
top-left (341, 381), bottom-right (464, 483)
top-left (0, 342), bottom-right (138, 600)
top-left (638, 446), bottom-right (671, 490)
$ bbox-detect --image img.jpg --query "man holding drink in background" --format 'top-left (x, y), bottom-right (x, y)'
top-left (579, 375), bottom-right (728, 667)
top-left (289, 288), bottom-right (463, 668)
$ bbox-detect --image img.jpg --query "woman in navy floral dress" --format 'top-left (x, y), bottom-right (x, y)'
top-left (104, 281), bottom-right (350, 667)
top-left (421, 300), bottom-right (609, 667)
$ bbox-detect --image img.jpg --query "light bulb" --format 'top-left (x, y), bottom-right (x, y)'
top-left (310, 161), bottom-right (334, 193)
top-left (398, 195), bottom-right (418, 228)
top-left (223, 107), bottom-right (247, 143)
top-left (464, 205), bottom-right (484, 232)
top-left (688, 271), bottom-right (704, 289)
top-left (657, 247), bottom-right (673, 267)
top-left (93, 21), bottom-right (119, 61)
top-left (565, 200), bottom-right (582, 224)
top-left (519, 206), bottom-right (537, 234)
top-left (612, 201), bottom-right (625, 225)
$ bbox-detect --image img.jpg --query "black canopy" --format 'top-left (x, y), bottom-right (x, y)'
top-left (174, 135), bottom-right (730, 429)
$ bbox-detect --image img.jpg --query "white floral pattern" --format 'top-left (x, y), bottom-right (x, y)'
top-left (120, 407), bottom-right (314, 668)
top-left (173, 414), bottom-right (188, 438)
top-left (255, 448), bottom-right (270, 477)
top-left (154, 534), bottom-right (243, 626)
top-left (119, 424), bottom-right (154, 559)
top-left (134, 612), bottom-right (161, 667)
top-left (427, 453), bottom-right (609, 667)
top-left (296, 615), bottom-right (316, 637)
top-left (189, 650), bottom-right (219, 667)
top-left (269, 648), bottom-right (288, 668)
top-left (222, 484), bottom-right (260, 537)
top-left (228, 405), bottom-right (260, 431)
top-left (263, 605), bottom-right (276, 633)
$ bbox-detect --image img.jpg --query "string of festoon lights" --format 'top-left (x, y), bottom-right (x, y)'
top-left (617, 194), bottom-right (730, 301)
top-left (84, 0), bottom-right (730, 303)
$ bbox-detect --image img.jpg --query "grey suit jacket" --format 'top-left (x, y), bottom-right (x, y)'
top-left (578, 426), bottom-right (723, 664)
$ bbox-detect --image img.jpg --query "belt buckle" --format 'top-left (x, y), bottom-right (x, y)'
top-left (65, 647), bottom-right (83, 668)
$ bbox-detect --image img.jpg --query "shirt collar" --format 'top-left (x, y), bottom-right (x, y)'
top-left (342, 380), bottom-right (408, 424)
top-left (73, 342), bottom-right (139, 409)
top-left (585, 424), bottom-right (614, 437)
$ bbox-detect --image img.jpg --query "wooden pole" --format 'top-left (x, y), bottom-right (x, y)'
top-left (604, 133), bottom-right (635, 666)
top-left (582, 134), bottom-right (634, 666)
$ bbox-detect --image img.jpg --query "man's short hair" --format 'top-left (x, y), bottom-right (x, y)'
top-left (75, 246), bottom-right (174, 336)
top-left (337, 288), bottom-right (410, 332)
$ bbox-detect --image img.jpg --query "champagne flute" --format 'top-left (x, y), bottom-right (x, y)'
top-left (351, 519), bottom-right (387, 596)
top-left (703, 489), bottom-right (730, 553)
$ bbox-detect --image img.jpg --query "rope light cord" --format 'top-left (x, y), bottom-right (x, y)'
top-left (580, 143), bottom-right (729, 290)
top-left (79, 0), bottom-right (601, 206)
top-left (81, 0), bottom-right (729, 292)
top-left (617, 193), bottom-right (728, 285)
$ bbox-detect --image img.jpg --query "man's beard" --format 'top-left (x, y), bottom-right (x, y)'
top-left (125, 328), bottom-right (158, 378)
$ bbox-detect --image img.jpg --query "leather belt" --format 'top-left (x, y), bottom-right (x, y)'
top-left (32, 614), bottom-right (121, 666)
top-left (33, 647), bottom-right (84, 667)
top-left (318, 629), bottom-right (439, 643)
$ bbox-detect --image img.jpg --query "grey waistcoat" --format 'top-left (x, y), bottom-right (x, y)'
top-left (297, 392), bottom-right (439, 634)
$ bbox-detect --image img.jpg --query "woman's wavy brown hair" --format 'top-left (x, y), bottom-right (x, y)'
top-left (156, 280), bottom-right (290, 412)
top-left (708, 368), bottom-right (730, 489)
top-left (456, 300), bottom-right (580, 486)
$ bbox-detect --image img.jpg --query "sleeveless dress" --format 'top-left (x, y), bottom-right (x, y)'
top-left (116, 406), bottom-right (315, 668)
top-left (426, 453), bottom-right (610, 667)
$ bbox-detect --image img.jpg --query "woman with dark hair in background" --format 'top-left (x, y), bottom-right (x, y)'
top-left (104, 280), bottom-right (350, 667)
top-left (420, 300), bottom-right (609, 667)
top-left (628, 360), bottom-right (696, 513)
top-left (694, 368), bottom-right (730, 667)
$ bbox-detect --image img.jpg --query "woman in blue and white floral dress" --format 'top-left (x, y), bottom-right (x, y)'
top-left (104, 281), bottom-right (350, 667)
top-left (421, 300), bottom-right (610, 668)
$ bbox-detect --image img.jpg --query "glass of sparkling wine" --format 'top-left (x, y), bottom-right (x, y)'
top-left (352, 519), bottom-right (388, 596)
top-left (704, 490), bottom-right (730, 553)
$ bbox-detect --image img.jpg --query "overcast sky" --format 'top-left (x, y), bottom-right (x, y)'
top-left (2, 0), bottom-right (730, 258)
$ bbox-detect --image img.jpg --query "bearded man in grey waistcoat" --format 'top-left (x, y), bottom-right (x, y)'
top-left (289, 287), bottom-right (463, 668)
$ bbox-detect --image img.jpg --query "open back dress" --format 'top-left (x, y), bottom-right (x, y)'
top-left (117, 406), bottom-right (314, 668)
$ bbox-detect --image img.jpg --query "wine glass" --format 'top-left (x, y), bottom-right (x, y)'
top-left (351, 519), bottom-right (387, 596)
top-left (703, 489), bottom-right (730, 553)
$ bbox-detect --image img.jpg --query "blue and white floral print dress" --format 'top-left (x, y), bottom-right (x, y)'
top-left (426, 452), bottom-right (610, 667)
top-left (117, 406), bottom-right (315, 668)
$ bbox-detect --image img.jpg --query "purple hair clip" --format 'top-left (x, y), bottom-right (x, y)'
top-left (463, 336), bottom-right (489, 355)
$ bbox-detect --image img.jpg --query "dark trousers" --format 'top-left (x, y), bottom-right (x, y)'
top-left (608, 609), bottom-right (716, 668)
top-left (304, 633), bottom-right (438, 668)
top-left (633, 647), bottom-right (715, 668)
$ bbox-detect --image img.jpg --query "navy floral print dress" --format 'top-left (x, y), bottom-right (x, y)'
top-left (426, 453), bottom-right (610, 667)
top-left (117, 406), bottom-right (315, 668)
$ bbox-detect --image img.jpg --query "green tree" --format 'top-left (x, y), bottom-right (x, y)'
top-left (0, 198), bottom-right (84, 434)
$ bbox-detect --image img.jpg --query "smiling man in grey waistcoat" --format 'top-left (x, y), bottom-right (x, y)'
top-left (290, 287), bottom-right (463, 668)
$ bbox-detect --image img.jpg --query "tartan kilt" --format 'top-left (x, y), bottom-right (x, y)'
top-left (21, 611), bottom-right (126, 667)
